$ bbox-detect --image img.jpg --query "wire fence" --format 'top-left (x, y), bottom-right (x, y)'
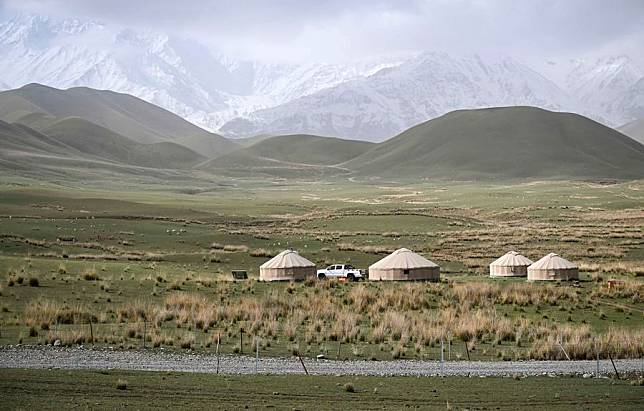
top-left (5, 318), bottom-right (640, 369)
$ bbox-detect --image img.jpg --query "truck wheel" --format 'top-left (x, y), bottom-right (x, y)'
top-left (317, 273), bottom-right (326, 280)
top-left (347, 273), bottom-right (355, 282)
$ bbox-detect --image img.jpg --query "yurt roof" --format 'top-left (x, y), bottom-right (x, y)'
top-left (369, 248), bottom-right (439, 270)
top-left (260, 249), bottom-right (315, 269)
top-left (528, 253), bottom-right (577, 270)
top-left (490, 251), bottom-right (533, 267)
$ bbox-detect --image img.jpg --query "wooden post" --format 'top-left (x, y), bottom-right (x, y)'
top-left (297, 353), bottom-right (309, 375)
top-left (240, 329), bottom-right (243, 354)
top-left (143, 320), bottom-right (147, 349)
top-left (255, 337), bottom-right (259, 374)
top-left (465, 341), bottom-right (471, 361)
top-left (557, 341), bottom-right (570, 360)
top-left (216, 333), bottom-right (220, 374)
top-left (607, 351), bottom-right (620, 380)
top-left (89, 319), bottom-right (94, 346)
top-left (448, 333), bottom-right (451, 360)
top-left (440, 338), bottom-right (444, 376)
top-left (337, 341), bottom-right (341, 359)
top-left (596, 348), bottom-right (600, 378)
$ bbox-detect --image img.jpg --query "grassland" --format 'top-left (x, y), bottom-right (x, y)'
top-left (1, 369), bottom-right (643, 410)
top-left (0, 178), bottom-right (642, 361)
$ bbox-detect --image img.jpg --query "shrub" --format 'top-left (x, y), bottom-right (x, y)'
top-left (223, 244), bottom-right (249, 252)
top-left (28, 278), bottom-right (39, 287)
top-left (343, 383), bottom-right (355, 393)
top-left (82, 268), bottom-right (99, 281)
top-left (249, 248), bottom-right (273, 257)
top-left (116, 379), bottom-right (128, 390)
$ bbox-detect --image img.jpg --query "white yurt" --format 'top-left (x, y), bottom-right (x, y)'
top-left (489, 251), bottom-right (533, 277)
top-left (259, 249), bottom-right (316, 281)
top-left (368, 248), bottom-right (440, 281)
top-left (527, 253), bottom-right (579, 281)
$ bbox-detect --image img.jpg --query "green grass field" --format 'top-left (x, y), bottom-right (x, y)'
top-left (1, 369), bottom-right (642, 410)
top-left (0, 178), bottom-right (642, 361)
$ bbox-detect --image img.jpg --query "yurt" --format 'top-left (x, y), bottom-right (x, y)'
top-left (368, 248), bottom-right (440, 281)
top-left (259, 249), bottom-right (316, 281)
top-left (489, 251), bottom-right (533, 277)
top-left (527, 253), bottom-right (579, 281)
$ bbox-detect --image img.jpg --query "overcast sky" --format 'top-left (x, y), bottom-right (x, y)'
top-left (1, 0), bottom-right (643, 64)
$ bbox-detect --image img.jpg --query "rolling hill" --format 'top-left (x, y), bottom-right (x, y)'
top-left (40, 117), bottom-right (205, 169)
top-left (0, 83), bottom-right (238, 157)
top-left (198, 134), bottom-right (371, 178)
top-left (237, 134), bottom-right (373, 165)
top-left (0, 117), bottom-right (205, 175)
top-left (618, 118), bottom-right (644, 144)
top-left (349, 107), bottom-right (644, 180)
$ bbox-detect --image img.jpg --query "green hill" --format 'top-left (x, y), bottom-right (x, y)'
top-left (350, 107), bottom-right (644, 180)
top-left (199, 149), bottom-right (352, 179)
top-left (0, 119), bottom-right (75, 156)
top-left (1, 116), bottom-right (205, 176)
top-left (41, 117), bottom-right (205, 169)
top-left (0, 83), bottom-right (237, 157)
top-left (618, 118), bottom-right (644, 144)
top-left (199, 134), bottom-right (371, 178)
top-left (240, 134), bottom-right (373, 165)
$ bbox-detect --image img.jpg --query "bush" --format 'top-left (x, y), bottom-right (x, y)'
top-left (28, 278), bottom-right (39, 287)
top-left (343, 383), bottom-right (355, 393)
top-left (82, 268), bottom-right (99, 281)
top-left (116, 379), bottom-right (128, 390)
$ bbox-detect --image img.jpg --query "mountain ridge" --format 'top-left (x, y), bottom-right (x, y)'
top-left (0, 83), bottom-right (238, 157)
top-left (1, 14), bottom-right (643, 142)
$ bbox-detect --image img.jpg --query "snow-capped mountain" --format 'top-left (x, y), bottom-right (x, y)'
top-left (1, 14), bottom-right (643, 142)
top-left (561, 56), bottom-right (643, 125)
top-left (220, 53), bottom-right (578, 140)
top-left (0, 14), bottom-right (401, 133)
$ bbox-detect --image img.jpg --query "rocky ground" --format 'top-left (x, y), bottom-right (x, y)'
top-left (1, 345), bottom-right (642, 377)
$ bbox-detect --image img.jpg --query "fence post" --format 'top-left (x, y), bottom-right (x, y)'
top-left (557, 334), bottom-right (570, 360)
top-left (297, 352), bottom-right (309, 375)
top-left (89, 318), bottom-right (94, 346)
top-left (255, 337), bottom-right (259, 374)
top-left (448, 332), bottom-right (451, 360)
top-left (440, 338), bottom-right (444, 376)
top-left (240, 329), bottom-right (244, 354)
top-left (143, 320), bottom-right (147, 349)
top-left (216, 333), bottom-right (220, 374)
top-left (465, 341), bottom-right (471, 361)
top-left (607, 351), bottom-right (620, 380)
top-left (337, 341), bottom-right (341, 359)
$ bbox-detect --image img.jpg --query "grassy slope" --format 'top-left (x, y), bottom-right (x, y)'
top-left (41, 117), bottom-right (205, 169)
top-left (199, 134), bottom-right (372, 178)
top-left (0, 119), bottom-right (76, 155)
top-left (241, 134), bottom-right (374, 165)
top-left (619, 117), bottom-right (644, 144)
top-left (350, 106), bottom-right (644, 180)
top-left (0, 83), bottom-right (238, 157)
top-left (1, 369), bottom-right (642, 410)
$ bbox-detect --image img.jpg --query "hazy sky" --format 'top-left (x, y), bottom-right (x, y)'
top-left (2, 0), bottom-right (643, 64)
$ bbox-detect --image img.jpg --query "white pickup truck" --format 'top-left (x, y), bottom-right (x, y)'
top-left (316, 264), bottom-right (364, 281)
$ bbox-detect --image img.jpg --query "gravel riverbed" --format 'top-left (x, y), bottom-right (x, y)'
top-left (1, 346), bottom-right (642, 377)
